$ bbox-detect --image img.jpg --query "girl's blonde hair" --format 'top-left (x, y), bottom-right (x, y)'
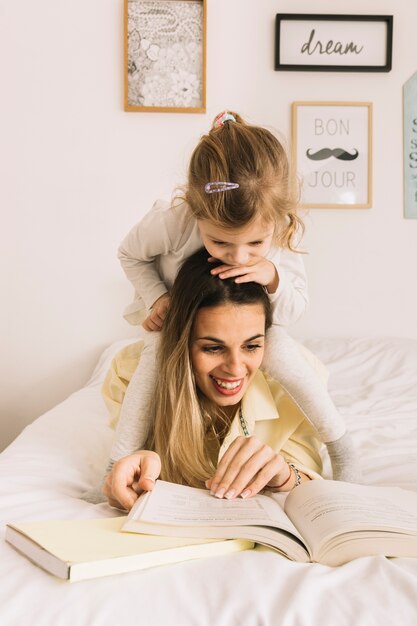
top-left (146, 248), bottom-right (272, 488)
top-left (183, 111), bottom-right (303, 251)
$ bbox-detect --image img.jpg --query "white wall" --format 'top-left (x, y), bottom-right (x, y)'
top-left (2, 0), bottom-right (417, 450)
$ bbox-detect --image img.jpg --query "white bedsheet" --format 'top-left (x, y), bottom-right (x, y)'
top-left (1, 337), bottom-right (417, 626)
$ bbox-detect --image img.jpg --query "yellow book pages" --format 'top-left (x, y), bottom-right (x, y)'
top-left (6, 516), bottom-right (254, 581)
top-left (10, 516), bottom-right (231, 561)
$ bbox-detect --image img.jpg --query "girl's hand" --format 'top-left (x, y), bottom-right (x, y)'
top-left (208, 258), bottom-right (278, 294)
top-left (102, 450), bottom-right (161, 510)
top-left (142, 293), bottom-right (171, 331)
top-left (205, 435), bottom-right (292, 499)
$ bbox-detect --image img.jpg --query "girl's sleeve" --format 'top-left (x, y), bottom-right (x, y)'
top-left (117, 200), bottom-right (174, 312)
top-left (268, 247), bottom-right (309, 327)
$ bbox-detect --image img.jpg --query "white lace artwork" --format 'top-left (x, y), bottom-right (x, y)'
top-left (127, 0), bottom-right (203, 108)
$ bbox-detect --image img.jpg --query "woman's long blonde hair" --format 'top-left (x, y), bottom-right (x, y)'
top-left (147, 248), bottom-right (272, 488)
top-left (182, 111), bottom-right (303, 251)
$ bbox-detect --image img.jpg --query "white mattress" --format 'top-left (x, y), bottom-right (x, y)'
top-left (1, 336), bottom-right (417, 626)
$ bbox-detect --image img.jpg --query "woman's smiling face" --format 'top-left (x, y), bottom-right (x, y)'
top-left (190, 302), bottom-right (266, 409)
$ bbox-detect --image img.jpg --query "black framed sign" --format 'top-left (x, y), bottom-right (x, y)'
top-left (275, 14), bottom-right (393, 72)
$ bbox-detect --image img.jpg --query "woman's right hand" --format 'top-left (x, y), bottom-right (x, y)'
top-left (102, 450), bottom-right (161, 511)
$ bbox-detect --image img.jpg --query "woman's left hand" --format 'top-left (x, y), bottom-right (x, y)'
top-left (205, 435), bottom-right (292, 499)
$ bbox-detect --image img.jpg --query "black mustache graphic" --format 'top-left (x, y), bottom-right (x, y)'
top-left (306, 148), bottom-right (359, 161)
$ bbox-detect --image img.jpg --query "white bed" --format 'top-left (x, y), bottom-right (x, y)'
top-left (1, 336), bottom-right (417, 626)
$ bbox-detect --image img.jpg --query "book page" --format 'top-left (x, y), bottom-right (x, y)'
top-left (285, 480), bottom-right (417, 558)
top-left (128, 480), bottom-right (300, 537)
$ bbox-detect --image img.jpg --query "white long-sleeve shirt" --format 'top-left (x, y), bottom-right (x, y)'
top-left (118, 199), bottom-right (309, 327)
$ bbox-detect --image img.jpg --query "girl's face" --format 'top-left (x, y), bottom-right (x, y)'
top-left (190, 302), bottom-right (266, 410)
top-left (197, 216), bottom-right (274, 266)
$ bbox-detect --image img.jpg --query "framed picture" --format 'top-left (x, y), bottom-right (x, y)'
top-left (124, 0), bottom-right (206, 112)
top-left (292, 102), bottom-right (373, 209)
top-left (403, 71), bottom-right (417, 219)
top-left (275, 14), bottom-right (393, 72)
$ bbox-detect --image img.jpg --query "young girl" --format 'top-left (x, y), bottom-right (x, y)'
top-left (112, 111), bottom-right (359, 483)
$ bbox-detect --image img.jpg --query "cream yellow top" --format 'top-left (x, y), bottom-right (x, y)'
top-left (219, 369), bottom-right (323, 480)
top-left (102, 342), bottom-right (323, 480)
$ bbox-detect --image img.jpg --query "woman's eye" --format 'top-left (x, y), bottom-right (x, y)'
top-left (212, 241), bottom-right (226, 246)
top-left (245, 343), bottom-right (262, 352)
top-left (202, 345), bottom-right (223, 353)
top-left (250, 241), bottom-right (263, 246)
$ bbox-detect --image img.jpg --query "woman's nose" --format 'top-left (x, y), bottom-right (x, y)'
top-left (224, 352), bottom-right (245, 376)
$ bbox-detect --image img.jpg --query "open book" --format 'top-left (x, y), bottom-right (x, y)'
top-left (123, 479), bottom-right (417, 566)
top-left (5, 516), bottom-right (253, 582)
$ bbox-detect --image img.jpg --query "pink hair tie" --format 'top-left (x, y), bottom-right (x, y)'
top-left (213, 111), bottom-right (236, 128)
top-left (204, 181), bottom-right (240, 194)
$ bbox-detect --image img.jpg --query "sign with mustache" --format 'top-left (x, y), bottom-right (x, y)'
top-left (306, 148), bottom-right (359, 161)
top-left (292, 102), bottom-right (372, 209)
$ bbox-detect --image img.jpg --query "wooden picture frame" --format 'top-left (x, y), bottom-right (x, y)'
top-left (124, 0), bottom-right (206, 112)
top-left (292, 102), bottom-right (373, 209)
top-left (275, 14), bottom-right (393, 72)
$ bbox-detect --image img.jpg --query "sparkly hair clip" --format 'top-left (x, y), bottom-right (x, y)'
top-left (204, 181), bottom-right (240, 194)
top-left (213, 111), bottom-right (236, 128)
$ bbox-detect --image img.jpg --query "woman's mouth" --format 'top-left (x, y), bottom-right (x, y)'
top-left (210, 376), bottom-right (244, 396)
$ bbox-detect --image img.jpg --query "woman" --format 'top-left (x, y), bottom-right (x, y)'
top-left (103, 248), bottom-right (325, 510)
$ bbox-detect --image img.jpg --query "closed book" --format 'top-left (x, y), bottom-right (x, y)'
top-left (5, 516), bottom-right (254, 582)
